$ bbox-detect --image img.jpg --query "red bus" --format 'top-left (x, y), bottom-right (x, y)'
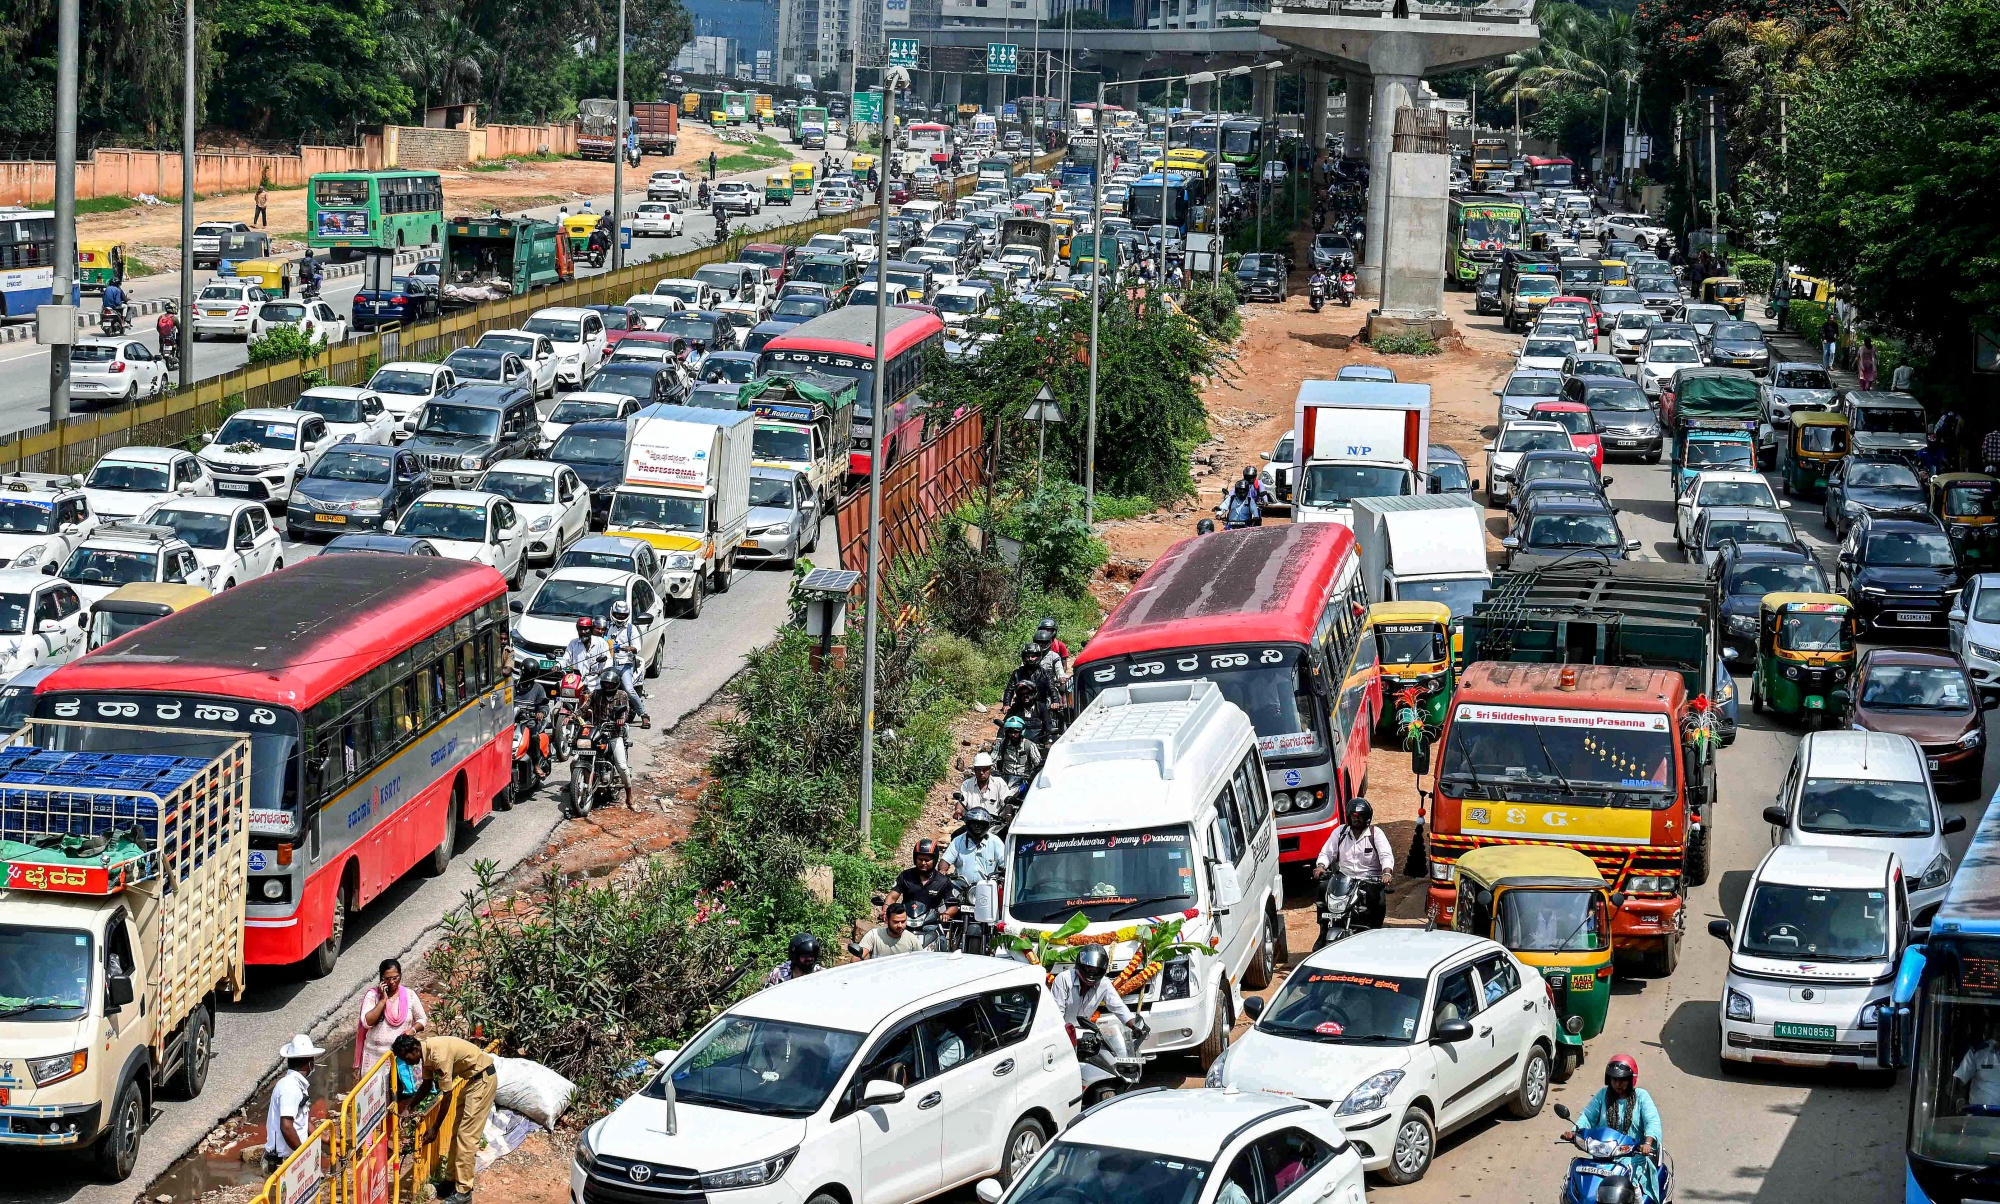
top-left (1525, 155), bottom-right (1575, 189)
top-left (1073, 523), bottom-right (1380, 866)
top-left (759, 305), bottom-right (945, 479)
top-left (33, 556), bottom-right (512, 976)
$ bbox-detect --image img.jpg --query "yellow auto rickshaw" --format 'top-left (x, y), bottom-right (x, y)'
top-left (1929, 472), bottom-right (2000, 578)
top-left (765, 170), bottom-right (794, 204)
top-left (1599, 258), bottom-right (1629, 287)
top-left (850, 153), bottom-right (878, 178)
top-left (1777, 410), bottom-right (1848, 499)
top-left (87, 582), bottom-right (213, 651)
top-left (233, 257), bottom-right (296, 299)
top-left (77, 241), bottom-right (125, 293)
top-left (1750, 592), bottom-right (1858, 726)
top-left (561, 213), bottom-right (602, 255)
top-left (1450, 846), bottom-right (1618, 1082)
top-left (790, 161), bottom-right (816, 192)
top-left (1048, 216), bottom-right (1075, 259)
top-left (1367, 601), bottom-right (1455, 743)
top-left (1702, 276), bottom-right (1748, 318)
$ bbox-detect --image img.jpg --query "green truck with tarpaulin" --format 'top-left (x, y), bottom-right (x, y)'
top-left (1666, 367), bottom-right (1760, 484)
top-left (438, 216), bottom-right (568, 312)
top-left (739, 369), bottom-right (857, 506)
top-left (1068, 232), bottom-right (1120, 285)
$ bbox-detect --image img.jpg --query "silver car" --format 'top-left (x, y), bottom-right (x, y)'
top-left (740, 467), bottom-right (817, 567)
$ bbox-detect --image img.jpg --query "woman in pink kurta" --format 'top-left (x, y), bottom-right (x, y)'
top-left (356, 958), bottom-right (428, 1070)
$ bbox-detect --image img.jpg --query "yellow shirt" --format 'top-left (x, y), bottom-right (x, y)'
top-left (421, 1035), bottom-right (493, 1090)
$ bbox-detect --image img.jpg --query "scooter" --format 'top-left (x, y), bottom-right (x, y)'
top-left (1076, 1015), bottom-right (1150, 1106)
top-left (1314, 872), bottom-right (1384, 949)
top-left (101, 304), bottom-right (130, 337)
top-left (1338, 273), bottom-right (1356, 307)
top-left (1308, 279), bottom-right (1327, 313)
top-left (1550, 1104), bottom-right (1676, 1204)
top-left (549, 670), bottom-right (587, 761)
top-left (509, 691), bottom-right (554, 805)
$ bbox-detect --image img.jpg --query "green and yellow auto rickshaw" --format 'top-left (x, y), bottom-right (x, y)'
top-left (77, 241), bottom-right (124, 293)
top-left (1451, 845), bottom-right (1618, 1082)
top-left (1367, 602), bottom-right (1455, 743)
top-left (233, 257), bottom-right (296, 299)
top-left (1701, 275), bottom-right (1748, 318)
top-left (1778, 410), bottom-right (1849, 500)
top-left (1928, 472), bottom-right (2000, 579)
top-left (561, 212), bottom-right (602, 256)
top-left (765, 170), bottom-right (793, 205)
top-left (1750, 592), bottom-right (1858, 726)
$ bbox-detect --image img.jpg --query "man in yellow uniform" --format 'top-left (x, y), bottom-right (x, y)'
top-left (394, 1033), bottom-right (495, 1203)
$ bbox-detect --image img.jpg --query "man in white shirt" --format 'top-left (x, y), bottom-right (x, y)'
top-left (1048, 946), bottom-right (1137, 1032)
top-left (560, 616), bottom-right (614, 680)
top-left (944, 806), bottom-right (1006, 887)
top-left (958, 751), bottom-right (1006, 819)
top-left (1311, 799), bottom-right (1393, 931)
top-left (1956, 1038), bottom-right (2000, 1113)
top-left (265, 1034), bottom-right (323, 1169)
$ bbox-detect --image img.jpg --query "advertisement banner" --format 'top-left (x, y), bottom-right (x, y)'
top-left (884, 0), bottom-right (911, 29)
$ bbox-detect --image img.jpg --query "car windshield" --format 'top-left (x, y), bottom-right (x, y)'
top-left (1705, 518), bottom-right (1792, 549)
top-left (1499, 889), bottom-right (1609, 952)
top-left (935, 292), bottom-right (983, 314)
top-left (590, 369), bottom-right (659, 401)
top-left (0, 501), bottom-right (56, 534)
top-left (1946, 485), bottom-right (2000, 518)
top-left (1524, 339), bottom-right (1573, 359)
top-left (1687, 441), bottom-right (1755, 470)
top-left (396, 502), bottom-right (488, 542)
top-left (1775, 367), bottom-right (1832, 390)
top-left (1866, 530), bottom-right (1956, 567)
top-left (1849, 462), bottom-right (1921, 489)
top-left (147, 508), bottom-right (230, 550)
top-left (527, 578), bottom-right (622, 620)
top-left (87, 462), bottom-right (171, 493)
top-left (1697, 480), bottom-right (1774, 508)
top-left (1429, 461), bottom-right (1470, 494)
top-left (1258, 969), bottom-right (1427, 1044)
top-left (1299, 464), bottom-right (1411, 507)
top-left (609, 490), bottom-right (705, 533)
top-left (753, 427), bottom-right (812, 463)
top-left (310, 449), bottom-right (392, 484)
top-left (1775, 610), bottom-right (1847, 652)
top-left (0, 924), bottom-right (91, 1022)
top-left (1442, 708), bottom-right (1676, 799)
top-left (1517, 277), bottom-right (1559, 296)
top-left (59, 547), bottom-right (158, 586)
top-left (658, 316), bottom-right (718, 342)
top-left (481, 471), bottom-right (554, 505)
top-left (695, 268), bottom-right (741, 292)
top-left (297, 394), bottom-right (364, 424)
top-left (522, 317), bottom-right (583, 342)
top-left (774, 298), bottom-right (825, 318)
top-left (700, 358), bottom-right (756, 384)
top-left (795, 261), bottom-right (848, 285)
top-left (1615, 312), bottom-right (1656, 330)
top-left (1528, 513), bottom-right (1621, 548)
top-left (1863, 665), bottom-right (1973, 711)
top-left (1740, 883), bottom-right (1890, 962)
top-left (1855, 406), bottom-right (1927, 435)
top-left (479, 336), bottom-right (536, 359)
top-left (1520, 459), bottom-right (1595, 485)
top-left (1499, 428), bottom-right (1570, 453)
top-left (1711, 323), bottom-right (1763, 342)
top-left (1377, 624), bottom-right (1447, 666)
top-left (414, 404), bottom-right (498, 439)
top-left (213, 416), bottom-right (299, 450)
top-left (657, 282), bottom-right (702, 304)
top-left (1728, 562), bottom-right (1824, 597)
top-left (1649, 344), bottom-right (1699, 364)
top-left (447, 352), bottom-right (507, 380)
top-left (369, 369), bottom-right (435, 396)
top-left (1008, 824), bottom-right (1198, 923)
top-left (750, 477), bottom-right (795, 508)
top-left (648, 1016), bottom-right (863, 1119)
top-left (549, 399), bottom-right (624, 425)
top-left (1507, 375), bottom-right (1564, 398)
top-left (1599, 288), bottom-right (1642, 306)
top-left (1535, 409), bottom-right (1592, 435)
top-left (551, 431), bottom-right (625, 466)
top-left (597, 310), bottom-right (632, 332)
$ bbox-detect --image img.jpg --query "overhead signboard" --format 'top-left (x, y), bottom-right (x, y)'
top-left (888, 38), bottom-right (920, 68)
top-left (987, 43), bottom-right (1018, 74)
top-left (852, 90), bottom-right (883, 124)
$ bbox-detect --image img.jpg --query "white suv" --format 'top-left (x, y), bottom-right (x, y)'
top-left (713, 180), bottom-right (763, 216)
top-left (575, 954), bottom-right (1078, 1204)
top-left (1207, 929), bottom-right (1560, 1185)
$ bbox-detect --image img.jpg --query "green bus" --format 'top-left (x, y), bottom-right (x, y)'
top-left (307, 170), bottom-right (446, 258)
top-left (1447, 196), bottom-right (1526, 287)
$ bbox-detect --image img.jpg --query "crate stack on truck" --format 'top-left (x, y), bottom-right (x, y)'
top-left (0, 725), bottom-right (250, 1181)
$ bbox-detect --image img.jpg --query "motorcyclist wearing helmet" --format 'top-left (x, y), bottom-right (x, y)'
top-left (889, 838), bottom-right (953, 919)
top-left (1008, 642), bottom-right (1059, 711)
top-left (1050, 945), bottom-right (1137, 1035)
top-left (943, 806), bottom-right (1005, 888)
top-left (582, 668), bottom-right (638, 807)
top-left (1033, 617), bottom-right (1071, 684)
top-left (959, 751), bottom-right (1007, 818)
top-left (603, 600), bottom-right (652, 728)
top-left (1000, 680), bottom-right (1057, 747)
top-left (1563, 1055), bottom-right (1664, 1201)
top-left (1311, 798), bottom-right (1393, 930)
top-left (764, 932), bottom-right (821, 987)
top-left (561, 616), bottom-right (614, 680)
top-left (156, 302), bottom-right (179, 349)
top-left (993, 714), bottom-right (1043, 786)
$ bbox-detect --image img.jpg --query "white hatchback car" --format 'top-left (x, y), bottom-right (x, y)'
top-left (509, 565), bottom-right (667, 674)
top-left (367, 361), bottom-right (459, 435)
top-left (575, 954), bottom-right (1078, 1204)
top-left (1484, 421), bottom-right (1575, 505)
top-left (476, 460), bottom-right (590, 565)
top-left (0, 569), bottom-right (88, 676)
top-left (197, 407), bottom-right (339, 505)
top-left (293, 386), bottom-right (398, 446)
top-left (257, 297), bottom-right (348, 346)
top-left (137, 496), bottom-right (285, 590)
top-left (0, 475), bottom-right (98, 575)
top-left (191, 280), bottom-right (268, 340)
top-left (984, 1089), bottom-right (1365, 1204)
top-left (523, 307), bottom-right (609, 389)
top-left (1639, 339), bottom-right (1702, 396)
top-left (1674, 469), bottom-right (1786, 550)
top-left (631, 202), bottom-right (686, 238)
top-left (82, 447), bottom-right (215, 522)
top-left (387, 489), bottom-right (529, 584)
top-left (68, 337), bottom-right (169, 405)
top-left (1209, 929), bottom-right (1559, 1185)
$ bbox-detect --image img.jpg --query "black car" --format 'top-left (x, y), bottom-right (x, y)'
top-left (1824, 454), bottom-right (1927, 537)
top-left (1235, 253), bottom-right (1288, 302)
top-left (1566, 373), bottom-right (1661, 461)
top-left (1474, 270), bottom-right (1502, 315)
top-left (655, 311), bottom-right (733, 354)
top-left (1718, 542), bottom-right (1828, 657)
top-left (1502, 495), bottom-right (1633, 566)
top-left (588, 361), bottom-right (688, 407)
top-left (547, 419), bottom-right (631, 525)
top-left (1426, 443), bottom-right (1476, 494)
top-left (1837, 512), bottom-right (1961, 636)
top-left (352, 275), bottom-right (439, 333)
top-left (321, 533), bottom-right (442, 556)
top-left (401, 383), bottom-right (541, 489)
top-left (286, 444), bottom-right (432, 541)
top-left (1701, 321), bottom-right (1771, 375)
top-left (1508, 449), bottom-right (1608, 512)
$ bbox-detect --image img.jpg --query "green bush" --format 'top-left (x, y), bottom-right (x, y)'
top-left (1729, 254), bottom-right (1777, 297)
top-left (1001, 481), bottom-right (1106, 599)
top-left (1181, 278), bottom-right (1243, 343)
top-left (1089, 493), bottom-right (1155, 521)
top-left (1789, 299), bottom-right (1830, 340)
top-left (1371, 332), bottom-right (1442, 356)
top-left (245, 325), bottom-right (323, 367)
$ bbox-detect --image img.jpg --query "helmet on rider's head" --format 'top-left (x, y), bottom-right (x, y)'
top-left (576, 616), bottom-right (597, 638)
top-left (1020, 642), bottom-right (1040, 662)
top-left (1242, 466), bottom-right (1258, 481)
top-left (1604, 1054), bottom-right (1638, 1088)
top-left (1347, 798), bottom-right (1374, 828)
top-left (1075, 945), bottom-right (1111, 986)
top-left (1002, 716), bottom-right (1026, 736)
top-left (962, 806), bottom-right (995, 834)
top-left (913, 838), bottom-right (940, 862)
top-left (610, 600), bottom-right (631, 623)
top-left (788, 932), bottom-right (821, 967)
top-left (972, 751), bottom-right (994, 770)
top-left (598, 669), bottom-right (622, 692)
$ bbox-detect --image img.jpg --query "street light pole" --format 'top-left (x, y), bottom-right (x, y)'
top-left (857, 67), bottom-right (904, 849)
top-left (178, 0), bottom-right (195, 389)
top-left (46, 0), bottom-right (80, 433)
top-left (611, 0), bottom-right (627, 272)
top-left (1085, 77), bottom-right (1105, 523)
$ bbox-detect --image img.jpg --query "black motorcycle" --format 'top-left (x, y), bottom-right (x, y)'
top-left (1314, 872), bottom-right (1385, 949)
top-left (509, 693), bottom-right (554, 806)
top-left (561, 717), bottom-right (626, 817)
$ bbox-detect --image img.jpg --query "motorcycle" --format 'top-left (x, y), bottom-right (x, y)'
top-left (101, 304), bottom-right (130, 337)
top-left (1338, 273), bottom-right (1356, 307)
top-left (560, 718), bottom-right (627, 817)
top-left (548, 670), bottom-right (587, 761)
top-left (1076, 1015), bottom-right (1150, 1106)
top-left (509, 690), bottom-right (555, 805)
top-left (1550, 1104), bottom-right (1675, 1204)
top-left (1314, 872), bottom-right (1384, 949)
top-left (1308, 279), bottom-right (1327, 313)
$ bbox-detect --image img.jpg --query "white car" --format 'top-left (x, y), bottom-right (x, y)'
top-left (987, 1089), bottom-right (1364, 1204)
top-left (388, 489), bottom-right (529, 585)
top-left (647, 169), bottom-right (690, 205)
top-left (197, 407), bottom-right (339, 505)
top-left (1714, 844), bottom-right (1909, 1072)
top-left (477, 460), bottom-right (590, 565)
top-left (190, 280), bottom-right (268, 340)
top-left (52, 521), bottom-right (213, 605)
top-left (653, 278), bottom-right (722, 310)
top-left (1950, 573), bottom-right (2000, 692)
top-left (476, 329), bottom-right (562, 398)
top-left (293, 386), bottom-right (397, 446)
top-left (82, 447), bottom-right (215, 522)
top-left (1209, 929), bottom-right (1559, 1184)
top-left (1608, 310), bottom-right (1659, 360)
top-left (631, 202), bottom-right (686, 238)
top-left (367, 361), bottom-right (459, 435)
top-left (711, 180), bottom-right (762, 215)
top-left (804, 233), bottom-right (855, 259)
top-left (137, 496), bottom-right (285, 590)
top-left (257, 297), bottom-right (348, 346)
top-left (1765, 729), bottom-right (1962, 919)
top-left (1484, 421), bottom-right (1574, 504)
top-left (933, 285), bottom-right (991, 330)
top-left (68, 337), bottom-right (169, 405)
top-left (574, 954), bottom-right (1079, 1204)
top-left (621, 294), bottom-right (686, 330)
top-left (1675, 469), bottom-right (1786, 549)
top-left (523, 306), bottom-right (609, 389)
top-left (541, 391), bottom-right (641, 444)
top-left (1639, 339), bottom-right (1701, 396)
top-left (509, 565), bottom-right (667, 673)
top-left (0, 570), bottom-right (87, 676)
top-left (0, 474), bottom-right (98, 574)
top-left (1532, 320), bottom-right (1594, 357)
top-left (838, 227), bottom-right (882, 264)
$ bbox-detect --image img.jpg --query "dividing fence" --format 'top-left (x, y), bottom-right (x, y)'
top-left (249, 1050), bottom-right (469, 1204)
top-left (835, 409), bottom-right (987, 584)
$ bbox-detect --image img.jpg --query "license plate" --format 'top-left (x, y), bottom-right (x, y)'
top-left (1613, 439), bottom-right (1639, 448)
top-left (217, 482), bottom-right (251, 494)
top-left (741, 540), bottom-right (760, 549)
top-left (203, 308), bottom-right (227, 317)
top-left (1805, 696), bottom-right (1824, 710)
top-left (1929, 758), bottom-right (1942, 771)
top-left (319, 513), bottom-right (346, 524)
top-left (1774, 1022), bottom-right (1837, 1042)
top-left (1568, 973), bottom-right (1595, 992)
top-left (1898, 612), bottom-right (1930, 623)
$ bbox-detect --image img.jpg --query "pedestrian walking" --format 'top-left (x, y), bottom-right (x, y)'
top-left (1857, 336), bottom-right (1878, 391)
top-left (253, 184), bottom-right (268, 228)
top-left (394, 1034), bottom-right (495, 1204)
top-left (265, 1034), bottom-right (322, 1170)
top-left (1981, 427), bottom-right (2000, 474)
top-left (1897, 362), bottom-right (1918, 394)
top-left (355, 957), bottom-right (428, 1071)
top-left (1820, 317), bottom-right (1840, 371)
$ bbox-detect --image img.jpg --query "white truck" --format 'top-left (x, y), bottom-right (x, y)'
top-left (608, 404), bottom-right (755, 618)
top-left (1290, 379), bottom-right (1432, 529)
top-left (0, 728), bottom-right (250, 1181)
top-left (1350, 493), bottom-right (1493, 616)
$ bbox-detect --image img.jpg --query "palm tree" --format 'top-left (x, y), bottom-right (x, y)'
top-left (1484, 2), bottom-right (1642, 162)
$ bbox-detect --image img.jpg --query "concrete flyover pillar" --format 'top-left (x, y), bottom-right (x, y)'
top-left (943, 72), bottom-right (963, 111)
top-left (1189, 78), bottom-right (1213, 114)
top-left (1121, 81), bottom-right (1141, 111)
top-left (1253, 65), bottom-right (1279, 123)
top-left (1359, 33), bottom-right (1425, 295)
top-left (1342, 72), bottom-right (1370, 160)
top-left (1306, 66), bottom-right (1331, 156)
top-left (986, 73), bottom-right (1007, 114)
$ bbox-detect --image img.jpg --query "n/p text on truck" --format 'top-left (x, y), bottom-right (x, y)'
top-left (609, 405), bottom-right (755, 618)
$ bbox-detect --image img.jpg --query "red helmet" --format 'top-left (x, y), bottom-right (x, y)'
top-left (576, 617), bottom-right (597, 637)
top-left (1604, 1054), bottom-right (1638, 1087)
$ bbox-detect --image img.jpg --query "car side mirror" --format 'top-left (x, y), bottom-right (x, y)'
top-left (1708, 919), bottom-right (1733, 944)
top-left (1951, 604), bottom-right (1967, 622)
top-left (200, 431), bottom-right (216, 444)
top-left (653, 1048), bottom-right (679, 1068)
top-left (382, 520), bottom-right (396, 534)
top-left (1483, 443), bottom-right (1496, 453)
top-left (1411, 742), bottom-right (1431, 777)
top-left (1625, 539), bottom-right (1642, 551)
top-left (1946, 814), bottom-right (1970, 834)
top-left (861, 1079), bottom-right (907, 1107)
top-left (1432, 1018), bottom-right (1474, 1044)
top-left (41, 563), bottom-right (56, 576)
top-left (107, 971), bottom-right (135, 1010)
top-left (1763, 805), bottom-right (1788, 827)
top-left (1723, 646), bottom-right (1739, 662)
top-left (1208, 861), bottom-right (1243, 911)
top-left (1470, 478), bottom-right (1482, 491)
top-left (509, 600), bottom-right (524, 614)
top-left (976, 1180), bottom-right (1005, 1204)
top-left (1501, 536), bottom-right (1519, 549)
top-left (1601, 476), bottom-right (1615, 489)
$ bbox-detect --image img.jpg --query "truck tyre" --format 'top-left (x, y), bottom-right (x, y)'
top-left (685, 574), bottom-right (706, 619)
top-left (1685, 825), bottom-right (1711, 888)
top-left (1644, 934), bottom-right (1681, 978)
top-left (712, 554), bottom-right (732, 594)
top-left (167, 1005), bottom-right (213, 1100)
top-left (94, 1075), bottom-right (145, 1181)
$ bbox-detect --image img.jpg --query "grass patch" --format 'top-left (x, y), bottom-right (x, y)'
top-left (123, 259), bottom-right (159, 278)
top-left (1089, 492), bottom-right (1154, 522)
top-left (1371, 332), bottom-right (1443, 356)
top-left (468, 161), bottom-right (511, 173)
top-left (76, 196), bottom-right (137, 215)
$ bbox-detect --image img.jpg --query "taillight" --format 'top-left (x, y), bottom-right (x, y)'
top-left (391, 295), bottom-right (407, 304)
top-left (109, 361), bottom-right (126, 372)
top-left (235, 306), bottom-right (249, 316)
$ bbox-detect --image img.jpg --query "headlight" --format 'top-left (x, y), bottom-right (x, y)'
top-left (29, 1050), bottom-right (87, 1087)
top-left (701, 1149), bottom-right (798, 1190)
top-left (1626, 874), bottom-right (1678, 893)
top-left (1844, 502), bottom-right (1863, 515)
top-left (1431, 861), bottom-right (1454, 882)
top-left (262, 876), bottom-right (287, 899)
top-left (1962, 729), bottom-right (1985, 749)
top-left (1725, 989), bottom-right (1755, 1023)
top-left (1783, 665), bottom-right (1800, 680)
top-left (574, 1121), bottom-right (601, 1171)
top-left (531, 515), bottom-right (554, 532)
top-left (1727, 614), bottom-right (1756, 635)
top-left (11, 544), bottom-right (43, 569)
top-left (1204, 1050), bottom-right (1231, 1088)
top-left (1831, 666), bottom-right (1850, 682)
top-left (1273, 792), bottom-right (1293, 814)
top-left (1860, 998), bottom-right (1891, 1030)
top-left (459, 454), bottom-right (483, 469)
top-left (1719, 677), bottom-right (1736, 703)
top-left (663, 552), bottom-right (698, 570)
top-left (1973, 642), bottom-right (2000, 663)
top-left (1334, 1070), bottom-right (1405, 1116)
top-left (1861, 585), bottom-right (1888, 596)
top-left (1921, 851), bottom-right (1953, 890)
top-left (352, 497), bottom-right (384, 514)
top-left (1159, 957), bottom-right (1193, 1001)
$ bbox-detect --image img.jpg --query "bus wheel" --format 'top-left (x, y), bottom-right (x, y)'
top-left (309, 879), bottom-right (350, 978)
top-left (425, 786), bottom-right (462, 876)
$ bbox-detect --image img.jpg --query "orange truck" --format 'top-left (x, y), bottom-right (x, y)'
top-left (1418, 557), bottom-right (1721, 977)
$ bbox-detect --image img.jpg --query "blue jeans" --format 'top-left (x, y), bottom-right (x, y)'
top-left (1823, 341), bottom-right (1837, 370)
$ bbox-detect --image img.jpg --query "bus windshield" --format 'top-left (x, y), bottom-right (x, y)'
top-left (1441, 704), bottom-right (1677, 804)
top-left (1080, 645), bottom-right (1325, 759)
top-left (32, 695), bottom-right (302, 828)
top-left (1913, 938), bottom-right (2000, 1169)
top-left (1009, 824), bottom-right (1198, 923)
